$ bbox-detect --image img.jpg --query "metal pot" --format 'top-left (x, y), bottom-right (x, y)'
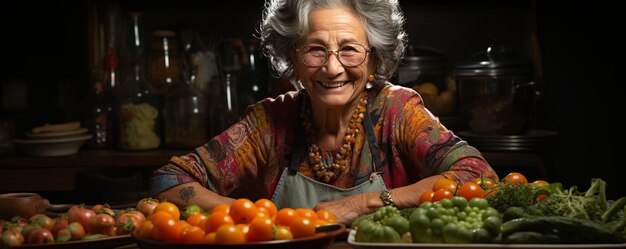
top-left (455, 41), bottom-right (541, 135)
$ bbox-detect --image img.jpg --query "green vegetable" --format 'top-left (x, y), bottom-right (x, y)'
top-left (409, 197), bottom-right (501, 243)
top-left (355, 220), bottom-right (403, 243)
top-left (534, 179), bottom-right (606, 222)
top-left (381, 215), bottom-right (410, 235)
top-left (501, 216), bottom-right (625, 243)
top-left (372, 205), bottom-right (401, 221)
top-left (602, 196), bottom-right (626, 223)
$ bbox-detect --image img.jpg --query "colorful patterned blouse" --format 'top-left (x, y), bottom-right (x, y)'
top-left (150, 83), bottom-right (498, 198)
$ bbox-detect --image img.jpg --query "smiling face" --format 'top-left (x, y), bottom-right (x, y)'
top-left (294, 7), bottom-right (372, 109)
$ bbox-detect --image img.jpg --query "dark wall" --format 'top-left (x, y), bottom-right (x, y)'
top-left (1, 1), bottom-right (624, 198)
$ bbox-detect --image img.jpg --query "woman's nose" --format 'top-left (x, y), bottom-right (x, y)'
top-left (323, 51), bottom-right (345, 75)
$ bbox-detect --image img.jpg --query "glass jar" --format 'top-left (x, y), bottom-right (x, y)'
top-left (146, 30), bottom-right (183, 95)
top-left (163, 78), bottom-right (210, 149)
top-left (396, 46), bottom-right (457, 117)
top-left (115, 63), bottom-right (161, 150)
top-left (455, 41), bottom-right (540, 135)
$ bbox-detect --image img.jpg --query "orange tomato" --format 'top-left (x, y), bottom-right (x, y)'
top-left (254, 199), bottom-right (278, 218)
top-left (246, 217), bottom-right (274, 242)
top-left (205, 211), bottom-right (234, 233)
top-left (203, 232), bottom-right (216, 244)
top-left (186, 213), bottom-right (208, 228)
top-left (315, 209), bottom-right (337, 223)
top-left (229, 198), bottom-right (259, 224)
top-left (432, 178), bottom-right (458, 193)
top-left (530, 180), bottom-right (549, 186)
top-left (214, 224), bottom-right (246, 244)
top-left (431, 189), bottom-right (454, 202)
top-left (211, 204), bottom-right (230, 214)
top-left (274, 225), bottom-right (293, 240)
top-left (504, 172), bottom-right (528, 185)
top-left (295, 208), bottom-right (318, 220)
top-left (134, 219), bottom-right (155, 239)
top-left (154, 201), bottom-right (181, 220)
top-left (419, 190), bottom-right (435, 204)
top-left (154, 217), bottom-right (185, 242)
top-left (274, 208), bottom-right (298, 227)
top-left (180, 225), bottom-right (206, 244)
top-left (473, 177), bottom-right (496, 190)
top-left (149, 211), bottom-right (174, 223)
top-left (289, 217), bottom-right (316, 239)
top-left (456, 182), bottom-right (485, 200)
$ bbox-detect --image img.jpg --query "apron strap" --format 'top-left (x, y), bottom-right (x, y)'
top-left (364, 100), bottom-right (383, 173)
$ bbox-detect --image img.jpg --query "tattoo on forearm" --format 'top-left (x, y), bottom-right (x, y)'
top-left (179, 186), bottom-right (196, 203)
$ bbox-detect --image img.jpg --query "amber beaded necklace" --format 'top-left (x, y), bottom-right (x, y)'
top-left (300, 92), bottom-right (368, 183)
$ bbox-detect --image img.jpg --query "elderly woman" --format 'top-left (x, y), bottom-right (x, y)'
top-left (150, 0), bottom-right (498, 225)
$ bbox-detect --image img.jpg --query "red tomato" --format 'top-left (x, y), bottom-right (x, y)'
top-left (66, 222), bottom-right (86, 240)
top-left (432, 178), bottom-right (458, 193)
top-left (29, 214), bottom-right (55, 231)
top-left (50, 215), bottom-right (69, 237)
top-left (87, 213), bottom-right (116, 236)
top-left (67, 204), bottom-right (96, 230)
top-left (431, 189), bottom-right (454, 202)
top-left (1, 229), bottom-right (24, 246)
top-left (504, 172), bottom-right (528, 185)
top-left (456, 182), bottom-right (485, 200)
top-left (116, 213), bottom-right (143, 235)
top-left (27, 228), bottom-right (54, 244)
top-left (92, 204), bottom-right (115, 216)
top-left (419, 190), bottom-right (435, 204)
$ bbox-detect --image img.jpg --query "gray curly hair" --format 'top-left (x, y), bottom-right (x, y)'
top-left (259, 0), bottom-right (407, 89)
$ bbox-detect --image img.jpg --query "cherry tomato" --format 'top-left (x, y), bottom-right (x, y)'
top-left (149, 211), bottom-right (174, 223)
top-left (315, 209), bottom-right (337, 223)
top-left (67, 204), bottom-right (96, 230)
top-left (154, 217), bottom-right (185, 242)
top-left (431, 189), bottom-right (454, 202)
top-left (432, 178), bottom-right (458, 193)
top-left (214, 224), bottom-right (246, 244)
top-left (92, 204), bottom-right (115, 216)
top-left (211, 204), bottom-right (230, 214)
top-left (186, 213), bottom-right (208, 228)
top-left (295, 208), bottom-right (318, 220)
top-left (203, 232), bottom-right (216, 244)
top-left (136, 198), bottom-right (160, 217)
top-left (419, 190), bottom-right (435, 204)
top-left (180, 225), bottom-right (206, 244)
top-left (29, 214), bottom-right (55, 231)
top-left (289, 217), bottom-right (316, 239)
top-left (115, 213), bottom-right (143, 235)
top-left (229, 198), bottom-right (259, 224)
top-left (530, 180), bottom-right (550, 186)
top-left (50, 216), bottom-right (69, 237)
top-left (456, 182), bottom-right (485, 200)
top-left (205, 211), bottom-right (234, 233)
top-left (504, 172), bottom-right (528, 185)
top-left (246, 217), bottom-right (274, 242)
top-left (254, 199), bottom-right (277, 218)
top-left (154, 201), bottom-right (181, 221)
top-left (473, 177), bottom-right (496, 190)
top-left (274, 225), bottom-right (293, 240)
top-left (274, 208), bottom-right (298, 227)
top-left (27, 228), bottom-right (54, 244)
top-left (88, 213), bottom-right (116, 236)
top-left (134, 219), bottom-right (154, 239)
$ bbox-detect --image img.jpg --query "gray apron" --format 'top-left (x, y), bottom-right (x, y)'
top-left (271, 91), bottom-right (387, 209)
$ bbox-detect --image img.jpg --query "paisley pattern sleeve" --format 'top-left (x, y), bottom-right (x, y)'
top-left (149, 102), bottom-right (271, 196)
top-left (391, 86), bottom-right (499, 184)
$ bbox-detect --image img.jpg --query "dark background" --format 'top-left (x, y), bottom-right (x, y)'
top-left (1, 1), bottom-right (624, 199)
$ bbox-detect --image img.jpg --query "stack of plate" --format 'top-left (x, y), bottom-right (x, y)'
top-left (457, 130), bottom-right (558, 152)
top-left (13, 123), bottom-right (92, 156)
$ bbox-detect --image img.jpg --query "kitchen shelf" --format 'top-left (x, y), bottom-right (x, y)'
top-left (0, 150), bottom-right (187, 193)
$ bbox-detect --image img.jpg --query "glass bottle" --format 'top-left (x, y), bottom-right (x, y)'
top-left (146, 30), bottom-right (183, 95)
top-left (162, 76), bottom-right (210, 149)
top-left (82, 67), bottom-right (115, 149)
top-left (115, 62), bottom-right (161, 151)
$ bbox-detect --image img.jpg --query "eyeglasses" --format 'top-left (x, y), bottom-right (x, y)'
top-left (296, 43), bottom-right (371, 68)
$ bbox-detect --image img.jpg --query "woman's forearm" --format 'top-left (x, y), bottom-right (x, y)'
top-left (155, 182), bottom-right (235, 212)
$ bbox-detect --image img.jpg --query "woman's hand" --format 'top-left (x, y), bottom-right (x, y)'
top-left (313, 192), bottom-right (382, 225)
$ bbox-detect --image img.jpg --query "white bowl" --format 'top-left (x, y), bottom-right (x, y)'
top-left (14, 134), bottom-right (93, 156)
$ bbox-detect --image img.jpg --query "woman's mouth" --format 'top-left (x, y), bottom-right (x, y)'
top-left (319, 81), bottom-right (348, 88)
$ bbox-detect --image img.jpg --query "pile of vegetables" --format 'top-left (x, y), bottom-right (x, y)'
top-left (351, 172), bottom-right (626, 244)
